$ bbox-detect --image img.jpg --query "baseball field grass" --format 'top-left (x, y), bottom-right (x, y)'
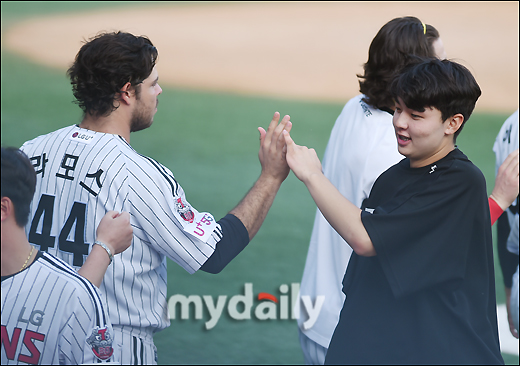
top-left (1, 2), bottom-right (518, 364)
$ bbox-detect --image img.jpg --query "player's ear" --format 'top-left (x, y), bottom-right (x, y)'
top-left (118, 82), bottom-right (135, 105)
top-left (444, 113), bottom-right (464, 136)
top-left (1, 197), bottom-right (13, 222)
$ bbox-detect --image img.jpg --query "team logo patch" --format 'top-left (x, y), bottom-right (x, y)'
top-left (175, 197), bottom-right (195, 223)
top-left (86, 326), bottom-right (114, 361)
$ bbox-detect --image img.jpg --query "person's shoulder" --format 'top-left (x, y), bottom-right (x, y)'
top-left (119, 142), bottom-right (178, 194)
top-left (448, 149), bottom-right (481, 172)
top-left (92, 133), bottom-right (157, 176)
top-left (496, 110), bottom-right (518, 141)
top-left (504, 109), bottom-right (519, 125)
top-left (341, 94), bottom-right (367, 112)
top-left (21, 125), bottom-right (76, 148)
top-left (444, 149), bottom-right (486, 187)
top-left (110, 136), bottom-right (169, 174)
top-left (338, 94), bottom-right (392, 123)
top-left (38, 252), bottom-right (82, 280)
top-left (38, 252), bottom-right (101, 298)
top-left (369, 157), bottom-right (407, 187)
top-left (499, 109), bottom-right (519, 145)
top-left (113, 135), bottom-right (153, 164)
top-left (385, 156), bottom-right (409, 172)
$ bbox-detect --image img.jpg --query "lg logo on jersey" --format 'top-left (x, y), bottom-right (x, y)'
top-left (1, 308), bottom-right (46, 364)
top-left (168, 283), bottom-right (324, 330)
top-left (1, 308), bottom-right (47, 364)
top-left (17, 307), bottom-right (44, 326)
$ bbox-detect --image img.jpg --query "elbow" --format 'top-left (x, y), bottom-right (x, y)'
top-left (208, 267), bottom-right (224, 275)
top-left (352, 239), bottom-right (376, 257)
top-left (348, 227), bottom-right (376, 257)
top-left (200, 267), bottom-right (223, 275)
top-left (199, 261), bottom-right (225, 274)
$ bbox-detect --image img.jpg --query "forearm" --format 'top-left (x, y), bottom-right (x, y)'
top-left (229, 173), bottom-right (283, 241)
top-left (200, 214), bottom-right (250, 274)
top-left (78, 244), bottom-right (111, 287)
top-left (305, 172), bottom-right (376, 256)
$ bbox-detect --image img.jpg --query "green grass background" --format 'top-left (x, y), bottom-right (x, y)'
top-left (1, 2), bottom-right (518, 364)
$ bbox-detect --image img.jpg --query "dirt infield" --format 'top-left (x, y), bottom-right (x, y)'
top-left (2, 2), bottom-right (518, 112)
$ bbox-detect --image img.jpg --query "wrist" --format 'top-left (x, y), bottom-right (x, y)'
top-left (94, 240), bottom-right (114, 264)
top-left (258, 170), bottom-right (285, 187)
top-left (304, 171), bottom-right (324, 189)
top-left (489, 193), bottom-right (508, 211)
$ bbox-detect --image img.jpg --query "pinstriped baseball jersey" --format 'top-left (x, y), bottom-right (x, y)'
top-left (493, 110), bottom-right (519, 255)
top-left (20, 125), bottom-right (222, 335)
top-left (1, 251), bottom-right (117, 364)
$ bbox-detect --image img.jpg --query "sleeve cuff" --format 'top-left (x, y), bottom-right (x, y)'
top-left (489, 196), bottom-right (504, 226)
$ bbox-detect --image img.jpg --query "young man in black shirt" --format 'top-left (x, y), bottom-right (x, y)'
top-left (283, 58), bottom-right (504, 364)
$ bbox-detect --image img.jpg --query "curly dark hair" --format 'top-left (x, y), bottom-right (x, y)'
top-left (358, 16), bottom-right (440, 111)
top-left (67, 31), bottom-right (158, 118)
top-left (1, 147), bottom-right (36, 227)
top-left (390, 58), bottom-right (481, 142)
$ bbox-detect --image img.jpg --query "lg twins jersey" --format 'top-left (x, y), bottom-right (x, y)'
top-left (1, 251), bottom-right (116, 364)
top-left (20, 125), bottom-right (222, 335)
top-left (493, 110), bottom-right (519, 255)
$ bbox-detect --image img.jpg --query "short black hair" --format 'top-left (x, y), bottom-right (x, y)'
top-left (1, 147), bottom-right (36, 227)
top-left (390, 58), bottom-right (481, 142)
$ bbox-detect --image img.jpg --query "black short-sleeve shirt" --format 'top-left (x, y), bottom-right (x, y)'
top-left (325, 149), bottom-right (503, 365)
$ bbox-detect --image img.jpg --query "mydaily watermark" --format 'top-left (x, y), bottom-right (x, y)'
top-left (168, 283), bottom-right (325, 330)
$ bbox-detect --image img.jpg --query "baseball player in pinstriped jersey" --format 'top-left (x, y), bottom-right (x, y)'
top-left (20, 31), bottom-right (292, 364)
top-left (2, 252), bottom-right (116, 365)
top-left (493, 110), bottom-right (519, 338)
top-left (1, 147), bottom-right (133, 364)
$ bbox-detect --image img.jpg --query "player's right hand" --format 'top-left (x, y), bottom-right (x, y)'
top-left (257, 112), bottom-right (292, 182)
top-left (96, 211), bottom-right (133, 255)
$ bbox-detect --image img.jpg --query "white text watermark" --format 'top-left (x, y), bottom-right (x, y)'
top-left (167, 283), bottom-right (325, 330)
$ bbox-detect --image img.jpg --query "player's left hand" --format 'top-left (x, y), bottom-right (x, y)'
top-left (257, 112), bottom-right (292, 182)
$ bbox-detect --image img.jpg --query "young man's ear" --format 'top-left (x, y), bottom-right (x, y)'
top-left (1, 197), bottom-right (13, 222)
top-left (444, 114), bottom-right (464, 136)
